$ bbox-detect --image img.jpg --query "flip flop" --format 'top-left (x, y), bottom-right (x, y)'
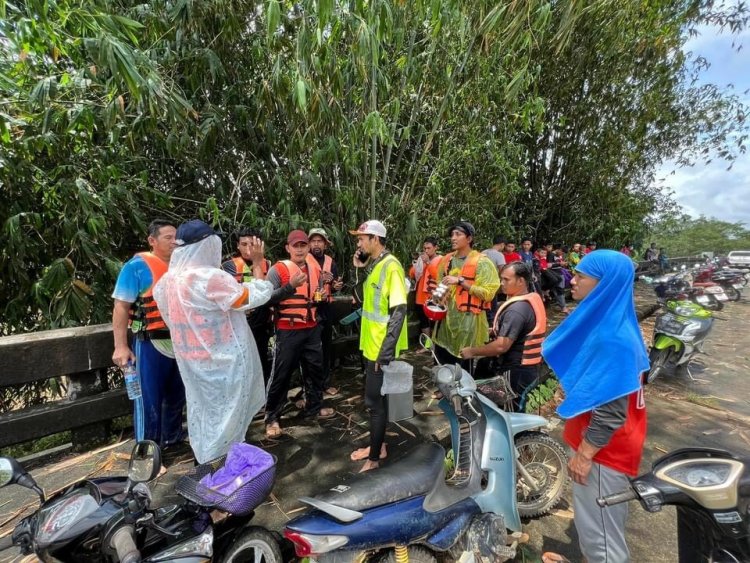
top-left (431, 391), bottom-right (444, 400)
top-left (541, 553), bottom-right (570, 563)
top-left (317, 408), bottom-right (336, 420)
top-left (295, 399), bottom-right (306, 410)
top-left (265, 422), bottom-right (282, 438)
top-left (325, 387), bottom-right (339, 396)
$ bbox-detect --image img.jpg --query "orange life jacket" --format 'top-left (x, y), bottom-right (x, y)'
top-left (412, 255), bottom-right (442, 306)
top-left (274, 255), bottom-right (322, 325)
top-left (231, 256), bottom-right (270, 283)
top-left (438, 251), bottom-right (491, 314)
top-left (493, 292), bottom-right (547, 366)
top-left (129, 252), bottom-right (169, 337)
top-left (320, 254), bottom-right (334, 303)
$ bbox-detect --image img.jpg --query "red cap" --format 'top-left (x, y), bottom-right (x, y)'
top-left (287, 230), bottom-right (309, 246)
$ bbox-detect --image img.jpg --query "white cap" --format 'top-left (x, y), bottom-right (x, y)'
top-left (349, 220), bottom-right (387, 238)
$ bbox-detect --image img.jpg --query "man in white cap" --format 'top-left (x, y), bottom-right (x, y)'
top-left (349, 220), bottom-right (408, 472)
top-left (307, 227), bottom-right (344, 395)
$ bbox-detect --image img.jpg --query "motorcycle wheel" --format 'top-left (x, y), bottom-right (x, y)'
top-left (515, 432), bottom-right (568, 518)
top-left (723, 286), bottom-right (741, 301)
top-left (647, 348), bottom-right (671, 383)
top-left (380, 546), bottom-right (436, 563)
top-left (221, 526), bottom-right (283, 563)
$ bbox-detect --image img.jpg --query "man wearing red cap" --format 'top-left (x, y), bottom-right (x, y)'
top-left (264, 230), bottom-right (335, 438)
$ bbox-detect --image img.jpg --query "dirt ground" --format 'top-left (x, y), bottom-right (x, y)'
top-left (1, 288), bottom-right (749, 563)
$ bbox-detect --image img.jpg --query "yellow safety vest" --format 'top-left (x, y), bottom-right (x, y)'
top-left (360, 254), bottom-right (409, 362)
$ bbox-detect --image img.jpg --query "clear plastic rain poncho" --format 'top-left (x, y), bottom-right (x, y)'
top-left (153, 235), bottom-right (273, 463)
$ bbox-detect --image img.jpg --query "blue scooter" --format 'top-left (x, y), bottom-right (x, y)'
top-left (283, 336), bottom-right (568, 562)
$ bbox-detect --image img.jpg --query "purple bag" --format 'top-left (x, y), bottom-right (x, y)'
top-left (561, 268), bottom-right (573, 288)
top-left (198, 443), bottom-right (274, 496)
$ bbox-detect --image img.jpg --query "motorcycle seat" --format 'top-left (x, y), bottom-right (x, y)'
top-left (311, 442), bottom-right (446, 512)
top-left (692, 282), bottom-right (715, 288)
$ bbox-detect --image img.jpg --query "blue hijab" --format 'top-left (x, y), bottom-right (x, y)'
top-left (542, 250), bottom-right (649, 419)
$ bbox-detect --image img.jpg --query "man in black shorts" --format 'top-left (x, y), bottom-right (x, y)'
top-left (460, 262), bottom-right (547, 411)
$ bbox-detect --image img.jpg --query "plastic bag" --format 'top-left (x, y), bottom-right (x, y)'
top-left (381, 361), bottom-right (413, 395)
top-left (198, 442), bottom-right (274, 496)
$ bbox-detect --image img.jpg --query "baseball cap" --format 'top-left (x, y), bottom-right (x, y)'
top-left (287, 229), bottom-right (309, 246)
top-left (308, 227), bottom-right (330, 243)
top-left (176, 220), bottom-right (221, 246)
top-left (449, 221), bottom-right (476, 238)
top-left (349, 220), bottom-right (387, 238)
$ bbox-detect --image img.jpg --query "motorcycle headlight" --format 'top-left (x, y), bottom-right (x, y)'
top-left (672, 305), bottom-right (695, 317)
top-left (663, 462), bottom-right (733, 488)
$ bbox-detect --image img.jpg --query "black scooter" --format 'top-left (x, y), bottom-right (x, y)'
top-left (598, 447), bottom-right (750, 562)
top-left (0, 441), bottom-right (281, 562)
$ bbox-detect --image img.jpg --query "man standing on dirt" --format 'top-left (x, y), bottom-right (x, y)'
top-left (221, 227), bottom-right (273, 382)
top-left (111, 219), bottom-right (186, 448)
top-left (349, 220), bottom-right (408, 472)
top-left (264, 230), bottom-right (335, 438)
top-left (459, 262), bottom-right (546, 411)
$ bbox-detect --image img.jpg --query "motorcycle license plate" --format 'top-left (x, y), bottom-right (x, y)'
top-left (696, 295), bottom-right (710, 305)
top-left (715, 293), bottom-right (728, 301)
top-left (733, 283), bottom-right (744, 289)
top-left (657, 314), bottom-right (684, 335)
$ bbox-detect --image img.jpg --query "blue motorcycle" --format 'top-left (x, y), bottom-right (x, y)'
top-left (283, 336), bottom-right (568, 562)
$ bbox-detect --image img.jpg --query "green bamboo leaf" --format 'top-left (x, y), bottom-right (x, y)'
top-left (295, 78), bottom-right (307, 113)
top-left (267, 0), bottom-right (281, 44)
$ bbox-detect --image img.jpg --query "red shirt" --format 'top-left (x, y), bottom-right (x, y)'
top-left (563, 389), bottom-right (647, 476)
top-left (503, 252), bottom-right (522, 263)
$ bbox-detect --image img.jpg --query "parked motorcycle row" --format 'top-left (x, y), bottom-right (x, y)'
top-left (643, 260), bottom-right (747, 383)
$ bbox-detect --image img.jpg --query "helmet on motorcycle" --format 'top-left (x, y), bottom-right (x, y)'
top-left (423, 302), bottom-right (447, 321)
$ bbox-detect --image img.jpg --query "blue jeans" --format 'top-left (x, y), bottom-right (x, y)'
top-left (133, 338), bottom-right (186, 447)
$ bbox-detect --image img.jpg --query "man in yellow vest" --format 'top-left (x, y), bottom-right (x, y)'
top-left (432, 221), bottom-right (500, 370)
top-left (111, 219), bottom-right (186, 447)
top-left (460, 261), bottom-right (547, 411)
top-left (349, 220), bottom-right (408, 472)
top-left (221, 227), bottom-right (273, 382)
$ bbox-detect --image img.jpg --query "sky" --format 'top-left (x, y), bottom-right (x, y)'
top-left (654, 24), bottom-right (750, 226)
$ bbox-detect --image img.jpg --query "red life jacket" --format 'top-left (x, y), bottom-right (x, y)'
top-left (231, 256), bottom-right (270, 283)
top-left (438, 251), bottom-right (491, 314)
top-left (493, 292), bottom-right (547, 366)
top-left (563, 389), bottom-right (647, 477)
top-left (129, 252), bottom-right (169, 337)
top-left (274, 255), bottom-right (321, 327)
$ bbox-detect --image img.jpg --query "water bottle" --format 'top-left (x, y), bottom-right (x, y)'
top-left (123, 362), bottom-right (141, 400)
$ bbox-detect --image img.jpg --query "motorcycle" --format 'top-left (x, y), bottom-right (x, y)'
top-left (648, 270), bottom-right (724, 311)
top-left (647, 298), bottom-right (714, 383)
top-left (597, 447), bottom-right (750, 562)
top-left (282, 335), bottom-right (568, 562)
top-left (0, 441), bottom-right (281, 562)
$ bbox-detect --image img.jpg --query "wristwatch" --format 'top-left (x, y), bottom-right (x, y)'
top-left (458, 276), bottom-right (466, 286)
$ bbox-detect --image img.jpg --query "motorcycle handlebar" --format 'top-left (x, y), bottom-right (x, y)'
top-left (596, 488), bottom-right (638, 507)
top-left (111, 525), bottom-right (141, 563)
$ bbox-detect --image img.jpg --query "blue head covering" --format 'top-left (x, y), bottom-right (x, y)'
top-left (542, 250), bottom-right (649, 419)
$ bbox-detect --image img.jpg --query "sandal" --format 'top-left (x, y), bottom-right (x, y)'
top-left (350, 445), bottom-right (387, 461)
top-left (295, 399), bottom-right (306, 410)
top-left (317, 407), bottom-right (336, 420)
top-left (431, 390), bottom-right (444, 400)
top-left (265, 422), bottom-right (282, 438)
top-left (325, 387), bottom-right (339, 396)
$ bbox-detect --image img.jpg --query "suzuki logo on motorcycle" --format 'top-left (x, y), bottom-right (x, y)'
top-left (330, 485), bottom-right (350, 493)
top-left (489, 456), bottom-right (505, 462)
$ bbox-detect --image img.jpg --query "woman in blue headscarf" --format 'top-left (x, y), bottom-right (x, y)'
top-left (541, 250), bottom-right (649, 563)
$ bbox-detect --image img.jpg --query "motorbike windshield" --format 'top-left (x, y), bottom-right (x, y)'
top-left (35, 486), bottom-right (120, 548)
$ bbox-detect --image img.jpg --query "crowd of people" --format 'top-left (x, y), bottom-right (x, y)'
top-left (112, 218), bottom-right (648, 563)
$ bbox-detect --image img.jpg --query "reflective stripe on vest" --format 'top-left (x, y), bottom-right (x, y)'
top-left (493, 292), bottom-right (547, 366)
top-left (361, 255), bottom-right (398, 323)
top-left (130, 252), bottom-right (169, 334)
top-left (438, 251), bottom-right (491, 314)
top-left (275, 255), bottom-right (321, 324)
top-left (231, 256), bottom-right (270, 283)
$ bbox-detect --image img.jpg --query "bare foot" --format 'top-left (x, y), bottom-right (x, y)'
top-left (325, 387), bottom-right (339, 396)
top-left (265, 421), bottom-right (282, 439)
top-left (359, 459), bottom-right (379, 472)
top-left (350, 444), bottom-right (387, 461)
top-left (542, 553), bottom-right (570, 563)
top-left (295, 399), bottom-right (306, 410)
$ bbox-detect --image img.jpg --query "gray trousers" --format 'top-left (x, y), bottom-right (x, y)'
top-left (573, 459), bottom-right (631, 563)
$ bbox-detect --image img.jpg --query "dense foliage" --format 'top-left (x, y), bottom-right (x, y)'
top-left (1, 0), bottom-right (748, 333)
top-left (648, 215), bottom-right (750, 257)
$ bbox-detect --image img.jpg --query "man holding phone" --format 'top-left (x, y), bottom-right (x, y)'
top-left (349, 220), bottom-right (408, 472)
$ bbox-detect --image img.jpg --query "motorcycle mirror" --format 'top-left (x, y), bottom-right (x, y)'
top-left (419, 333), bottom-right (433, 350)
top-left (0, 457), bottom-right (45, 503)
top-left (128, 441), bottom-right (162, 484)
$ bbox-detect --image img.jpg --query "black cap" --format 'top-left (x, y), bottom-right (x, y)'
top-left (176, 220), bottom-right (221, 246)
top-left (449, 221), bottom-right (476, 238)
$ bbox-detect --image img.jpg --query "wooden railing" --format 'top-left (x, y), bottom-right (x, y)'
top-left (0, 298), bottom-right (366, 451)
